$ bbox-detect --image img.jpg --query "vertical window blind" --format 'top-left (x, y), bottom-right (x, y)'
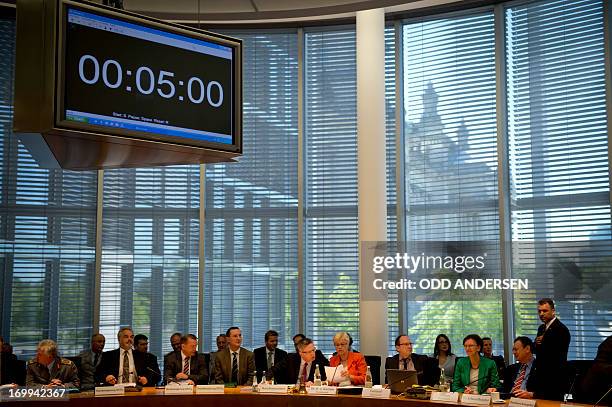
top-left (304, 28), bottom-right (360, 354)
top-left (1, 12), bottom-right (97, 359)
top-left (401, 12), bottom-right (503, 356)
top-left (203, 32), bottom-right (299, 351)
top-left (100, 166), bottom-right (200, 357)
top-left (505, 0), bottom-right (611, 359)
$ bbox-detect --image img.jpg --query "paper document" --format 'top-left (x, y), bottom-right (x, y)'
top-left (324, 365), bottom-right (349, 384)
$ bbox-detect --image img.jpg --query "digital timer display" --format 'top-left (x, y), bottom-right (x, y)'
top-left (63, 7), bottom-right (235, 145)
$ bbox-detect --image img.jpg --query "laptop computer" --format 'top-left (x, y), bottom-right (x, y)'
top-left (386, 369), bottom-right (419, 394)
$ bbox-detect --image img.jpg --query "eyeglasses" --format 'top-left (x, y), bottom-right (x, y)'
top-left (334, 342), bottom-right (349, 348)
top-left (398, 342), bottom-right (413, 347)
top-left (464, 344), bottom-right (478, 349)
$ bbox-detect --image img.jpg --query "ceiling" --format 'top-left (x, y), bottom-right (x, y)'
top-left (114, 0), bottom-right (462, 24)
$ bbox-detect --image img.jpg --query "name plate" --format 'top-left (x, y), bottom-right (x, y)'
top-left (195, 385), bottom-right (225, 394)
top-left (461, 394), bottom-right (492, 406)
top-left (509, 398), bottom-right (537, 407)
top-left (164, 385), bottom-right (194, 395)
top-left (258, 384), bottom-right (289, 394)
top-left (362, 388), bottom-right (391, 399)
top-left (431, 391), bottom-right (460, 402)
top-left (94, 386), bottom-right (125, 397)
top-left (308, 386), bottom-right (337, 395)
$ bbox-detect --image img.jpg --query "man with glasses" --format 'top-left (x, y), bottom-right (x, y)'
top-left (385, 334), bottom-right (439, 385)
top-left (267, 337), bottom-right (329, 385)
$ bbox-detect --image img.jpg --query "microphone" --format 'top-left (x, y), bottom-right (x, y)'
top-left (330, 364), bottom-right (340, 384)
top-left (593, 385), bottom-right (612, 407)
top-left (463, 374), bottom-right (491, 394)
top-left (564, 372), bottom-right (580, 402)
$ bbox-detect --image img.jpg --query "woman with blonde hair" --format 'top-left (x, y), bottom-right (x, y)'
top-left (329, 332), bottom-right (367, 385)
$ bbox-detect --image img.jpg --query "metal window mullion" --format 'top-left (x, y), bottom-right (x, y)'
top-left (93, 169), bottom-right (103, 333)
top-left (494, 4), bottom-right (514, 364)
top-left (297, 27), bottom-right (305, 336)
top-left (603, 0), bottom-right (612, 212)
top-left (198, 163), bottom-right (205, 349)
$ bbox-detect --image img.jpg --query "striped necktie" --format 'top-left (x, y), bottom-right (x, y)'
top-left (231, 352), bottom-right (239, 383)
top-left (183, 356), bottom-right (190, 375)
top-left (511, 364), bottom-right (527, 394)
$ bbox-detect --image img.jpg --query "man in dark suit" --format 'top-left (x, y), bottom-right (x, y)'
top-left (504, 336), bottom-right (539, 399)
top-left (163, 332), bottom-right (182, 381)
top-left (213, 327), bottom-right (255, 385)
top-left (292, 333), bottom-right (327, 362)
top-left (483, 337), bottom-right (506, 381)
top-left (534, 298), bottom-right (571, 400)
top-left (578, 335), bottom-right (612, 404)
top-left (0, 336), bottom-right (17, 385)
top-left (254, 330), bottom-right (288, 382)
top-left (164, 334), bottom-right (208, 385)
top-left (133, 334), bottom-right (161, 386)
top-left (77, 333), bottom-right (105, 390)
top-left (267, 337), bottom-right (328, 385)
top-left (385, 334), bottom-right (439, 386)
top-left (96, 327), bottom-right (148, 386)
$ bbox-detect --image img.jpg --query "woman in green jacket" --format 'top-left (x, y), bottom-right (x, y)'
top-left (452, 334), bottom-right (500, 394)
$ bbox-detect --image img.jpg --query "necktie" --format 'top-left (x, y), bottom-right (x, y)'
top-left (122, 350), bottom-right (130, 383)
top-left (267, 351), bottom-right (274, 370)
top-left (183, 357), bottom-right (190, 375)
top-left (402, 358), bottom-right (408, 370)
top-left (93, 353), bottom-right (99, 367)
top-left (231, 352), bottom-right (238, 384)
top-left (511, 364), bottom-right (527, 394)
top-left (301, 363), bottom-right (308, 383)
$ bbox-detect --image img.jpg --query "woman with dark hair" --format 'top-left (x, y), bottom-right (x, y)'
top-left (452, 334), bottom-right (500, 394)
top-left (433, 334), bottom-right (456, 384)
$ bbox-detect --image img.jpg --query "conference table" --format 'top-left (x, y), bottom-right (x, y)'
top-left (4, 387), bottom-right (587, 407)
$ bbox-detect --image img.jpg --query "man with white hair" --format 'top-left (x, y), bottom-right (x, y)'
top-left (96, 327), bottom-right (148, 386)
top-left (26, 339), bottom-right (80, 388)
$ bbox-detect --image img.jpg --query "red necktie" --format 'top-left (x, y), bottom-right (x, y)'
top-left (301, 363), bottom-right (308, 382)
top-left (511, 364), bottom-right (527, 394)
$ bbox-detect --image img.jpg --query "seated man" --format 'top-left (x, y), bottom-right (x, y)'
top-left (164, 334), bottom-right (208, 385)
top-left (385, 334), bottom-right (439, 386)
top-left (213, 327), bottom-right (255, 386)
top-left (253, 330), bottom-right (287, 382)
top-left (267, 337), bottom-right (328, 385)
top-left (504, 336), bottom-right (539, 399)
top-left (77, 333), bottom-right (105, 390)
top-left (483, 337), bottom-right (506, 381)
top-left (96, 327), bottom-right (148, 386)
top-left (0, 336), bottom-right (17, 385)
top-left (134, 334), bottom-right (161, 386)
top-left (26, 339), bottom-right (80, 388)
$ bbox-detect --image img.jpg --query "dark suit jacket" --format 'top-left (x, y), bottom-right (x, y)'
top-left (503, 360), bottom-right (540, 397)
top-left (578, 335), bottom-right (612, 404)
top-left (138, 351), bottom-right (161, 386)
top-left (385, 353), bottom-right (440, 386)
top-left (213, 347), bottom-right (255, 385)
top-left (534, 318), bottom-right (571, 400)
top-left (487, 355), bottom-right (506, 381)
top-left (164, 350), bottom-right (208, 384)
top-left (0, 352), bottom-right (17, 385)
top-left (254, 346), bottom-right (288, 382)
top-left (95, 348), bottom-right (146, 385)
top-left (268, 352), bottom-right (329, 384)
top-left (77, 349), bottom-right (103, 390)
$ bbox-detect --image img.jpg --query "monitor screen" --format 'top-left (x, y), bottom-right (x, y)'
top-left (61, 5), bottom-right (238, 149)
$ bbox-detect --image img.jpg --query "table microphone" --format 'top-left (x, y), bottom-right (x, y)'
top-left (564, 372), bottom-right (580, 402)
top-left (593, 385), bottom-right (612, 407)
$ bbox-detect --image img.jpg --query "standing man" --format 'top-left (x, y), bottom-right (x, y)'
top-left (534, 298), bottom-right (571, 400)
top-left (385, 334), bottom-right (439, 385)
top-left (483, 337), bottom-right (506, 381)
top-left (96, 327), bottom-right (148, 386)
top-left (254, 330), bottom-right (288, 382)
top-left (504, 336), bottom-right (539, 399)
top-left (213, 327), bottom-right (255, 386)
top-left (164, 334), bottom-right (208, 384)
top-left (77, 333), bottom-right (105, 390)
top-left (266, 337), bottom-right (328, 385)
top-left (133, 334), bottom-right (161, 386)
top-left (26, 339), bottom-right (80, 388)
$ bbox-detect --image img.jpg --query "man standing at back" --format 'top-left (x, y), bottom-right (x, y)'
top-left (214, 327), bottom-right (255, 385)
top-left (254, 330), bottom-right (287, 382)
top-left (534, 298), bottom-right (571, 400)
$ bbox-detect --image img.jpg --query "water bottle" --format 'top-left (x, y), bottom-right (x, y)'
top-left (438, 367), bottom-right (448, 392)
top-left (365, 365), bottom-right (373, 388)
top-left (313, 364), bottom-right (322, 386)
